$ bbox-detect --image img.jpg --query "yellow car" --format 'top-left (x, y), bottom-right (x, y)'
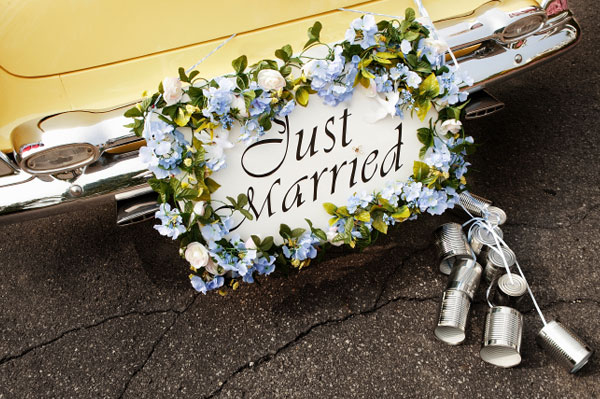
top-left (0, 0), bottom-right (580, 224)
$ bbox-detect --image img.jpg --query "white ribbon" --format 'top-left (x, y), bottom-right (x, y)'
top-left (460, 192), bottom-right (547, 326)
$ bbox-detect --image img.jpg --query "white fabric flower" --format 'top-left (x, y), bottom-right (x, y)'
top-left (245, 236), bottom-right (258, 250)
top-left (440, 119), bottom-right (463, 134)
top-left (185, 242), bottom-right (209, 268)
top-left (204, 258), bottom-right (224, 275)
top-left (257, 69), bottom-right (286, 91)
top-left (326, 227), bottom-right (344, 247)
top-left (366, 91), bottom-right (400, 123)
top-left (231, 95), bottom-right (248, 117)
top-left (406, 71), bottom-right (422, 89)
top-left (424, 38), bottom-right (449, 55)
top-left (162, 77), bottom-right (183, 106)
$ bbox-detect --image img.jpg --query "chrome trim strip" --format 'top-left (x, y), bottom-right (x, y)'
top-left (0, 10), bottom-right (582, 225)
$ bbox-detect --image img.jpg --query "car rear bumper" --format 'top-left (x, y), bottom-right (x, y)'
top-left (0, 8), bottom-right (582, 225)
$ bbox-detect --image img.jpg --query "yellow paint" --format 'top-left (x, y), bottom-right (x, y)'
top-left (0, 0), bottom-right (539, 153)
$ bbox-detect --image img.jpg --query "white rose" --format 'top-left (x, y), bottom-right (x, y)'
top-left (257, 69), bottom-right (286, 91)
top-left (440, 119), bottom-right (463, 134)
top-left (231, 95), bottom-right (248, 117)
top-left (406, 71), bottom-right (422, 89)
top-left (162, 77), bottom-right (183, 106)
top-left (184, 242), bottom-right (209, 268)
top-left (424, 38), bottom-right (449, 54)
top-left (193, 201), bottom-right (206, 216)
top-left (326, 227), bottom-right (344, 247)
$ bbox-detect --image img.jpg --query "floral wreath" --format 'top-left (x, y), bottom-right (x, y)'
top-left (124, 8), bottom-right (475, 294)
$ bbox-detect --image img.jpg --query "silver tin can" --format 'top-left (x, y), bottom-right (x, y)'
top-left (469, 224), bottom-right (504, 259)
top-left (483, 247), bottom-right (516, 284)
top-left (480, 306), bottom-right (523, 368)
top-left (459, 192), bottom-right (492, 217)
top-left (434, 289), bottom-right (471, 345)
top-left (493, 273), bottom-right (527, 308)
top-left (433, 223), bottom-right (472, 275)
top-left (537, 320), bottom-right (594, 373)
top-left (446, 259), bottom-right (482, 300)
top-left (487, 206), bottom-right (507, 226)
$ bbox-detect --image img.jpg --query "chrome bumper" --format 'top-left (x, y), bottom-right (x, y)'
top-left (0, 8), bottom-right (582, 225)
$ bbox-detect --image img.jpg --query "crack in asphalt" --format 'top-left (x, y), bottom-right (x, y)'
top-left (0, 307), bottom-right (184, 366)
top-left (204, 245), bottom-right (437, 399)
top-left (118, 294), bottom-right (198, 399)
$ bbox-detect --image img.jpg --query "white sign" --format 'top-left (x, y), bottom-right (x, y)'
top-left (212, 90), bottom-right (435, 242)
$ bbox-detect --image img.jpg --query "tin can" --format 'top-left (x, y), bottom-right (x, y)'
top-left (487, 206), bottom-right (507, 226)
top-left (483, 247), bottom-right (516, 284)
top-left (537, 320), bottom-right (594, 373)
top-left (493, 273), bottom-right (527, 308)
top-left (434, 289), bottom-right (471, 345)
top-left (480, 306), bottom-right (523, 368)
top-left (459, 192), bottom-right (492, 217)
top-left (433, 223), bottom-right (473, 275)
top-left (446, 258), bottom-right (482, 300)
top-left (469, 224), bottom-right (504, 260)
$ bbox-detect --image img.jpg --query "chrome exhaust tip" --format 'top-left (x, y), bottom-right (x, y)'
top-left (115, 186), bottom-right (160, 226)
top-left (464, 90), bottom-right (505, 119)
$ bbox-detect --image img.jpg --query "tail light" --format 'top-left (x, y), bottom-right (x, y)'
top-left (545, 0), bottom-right (569, 17)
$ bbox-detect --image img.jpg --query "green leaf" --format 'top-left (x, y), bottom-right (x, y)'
top-left (323, 202), bottom-right (337, 215)
top-left (280, 65), bottom-right (292, 77)
top-left (251, 235), bottom-right (262, 248)
top-left (204, 177), bottom-right (221, 193)
top-left (291, 228), bottom-right (306, 238)
top-left (124, 106), bottom-right (143, 118)
top-left (295, 87), bottom-right (309, 107)
top-left (275, 44), bottom-right (292, 62)
top-left (239, 209), bottom-right (254, 220)
top-left (413, 161), bottom-right (430, 181)
top-left (419, 73), bottom-right (440, 97)
top-left (417, 127), bottom-right (433, 147)
top-left (405, 7), bottom-right (416, 22)
top-left (279, 223), bottom-right (292, 239)
top-left (355, 210), bottom-right (371, 222)
top-left (232, 55), bottom-right (248, 74)
top-left (404, 30), bottom-right (420, 41)
top-left (237, 193), bottom-right (248, 208)
top-left (372, 214), bottom-right (388, 234)
top-left (261, 236), bottom-right (274, 251)
top-left (392, 206), bottom-right (411, 221)
top-left (304, 21), bottom-right (322, 48)
top-left (178, 67), bottom-right (188, 83)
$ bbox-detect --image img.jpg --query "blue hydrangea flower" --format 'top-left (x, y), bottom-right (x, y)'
top-left (424, 137), bottom-right (453, 173)
top-left (190, 275), bottom-right (224, 294)
top-left (154, 203), bottom-right (186, 239)
top-left (249, 92), bottom-right (272, 117)
top-left (347, 191), bottom-right (374, 213)
top-left (140, 119), bottom-right (188, 179)
top-left (401, 182), bottom-right (423, 203)
top-left (277, 100), bottom-right (296, 117)
top-left (346, 15), bottom-right (378, 49)
top-left (418, 187), bottom-right (450, 215)
top-left (282, 232), bottom-right (319, 263)
top-left (202, 77), bottom-right (235, 122)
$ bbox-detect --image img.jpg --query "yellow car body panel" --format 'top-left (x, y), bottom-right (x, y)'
top-left (0, 0), bottom-right (510, 152)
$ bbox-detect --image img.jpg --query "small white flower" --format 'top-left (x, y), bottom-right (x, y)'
top-left (231, 95), bottom-right (248, 117)
top-left (204, 258), bottom-right (224, 275)
top-left (185, 242), bottom-right (209, 268)
top-left (245, 236), bottom-right (259, 250)
top-left (367, 91), bottom-right (400, 123)
top-left (193, 201), bottom-right (206, 216)
top-left (326, 227), bottom-right (344, 247)
top-left (162, 77), bottom-right (183, 106)
top-left (257, 69), bottom-right (286, 91)
top-left (440, 119), bottom-right (463, 134)
top-left (400, 39), bottom-right (412, 54)
top-left (406, 71), bottom-right (422, 89)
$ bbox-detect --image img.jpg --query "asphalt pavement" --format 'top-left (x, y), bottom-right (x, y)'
top-left (1, 2), bottom-right (599, 398)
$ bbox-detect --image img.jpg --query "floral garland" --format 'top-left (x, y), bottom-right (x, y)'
top-left (124, 8), bottom-right (475, 294)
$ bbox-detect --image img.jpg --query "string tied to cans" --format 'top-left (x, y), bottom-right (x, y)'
top-left (432, 191), bottom-right (594, 372)
top-left (459, 198), bottom-right (548, 326)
